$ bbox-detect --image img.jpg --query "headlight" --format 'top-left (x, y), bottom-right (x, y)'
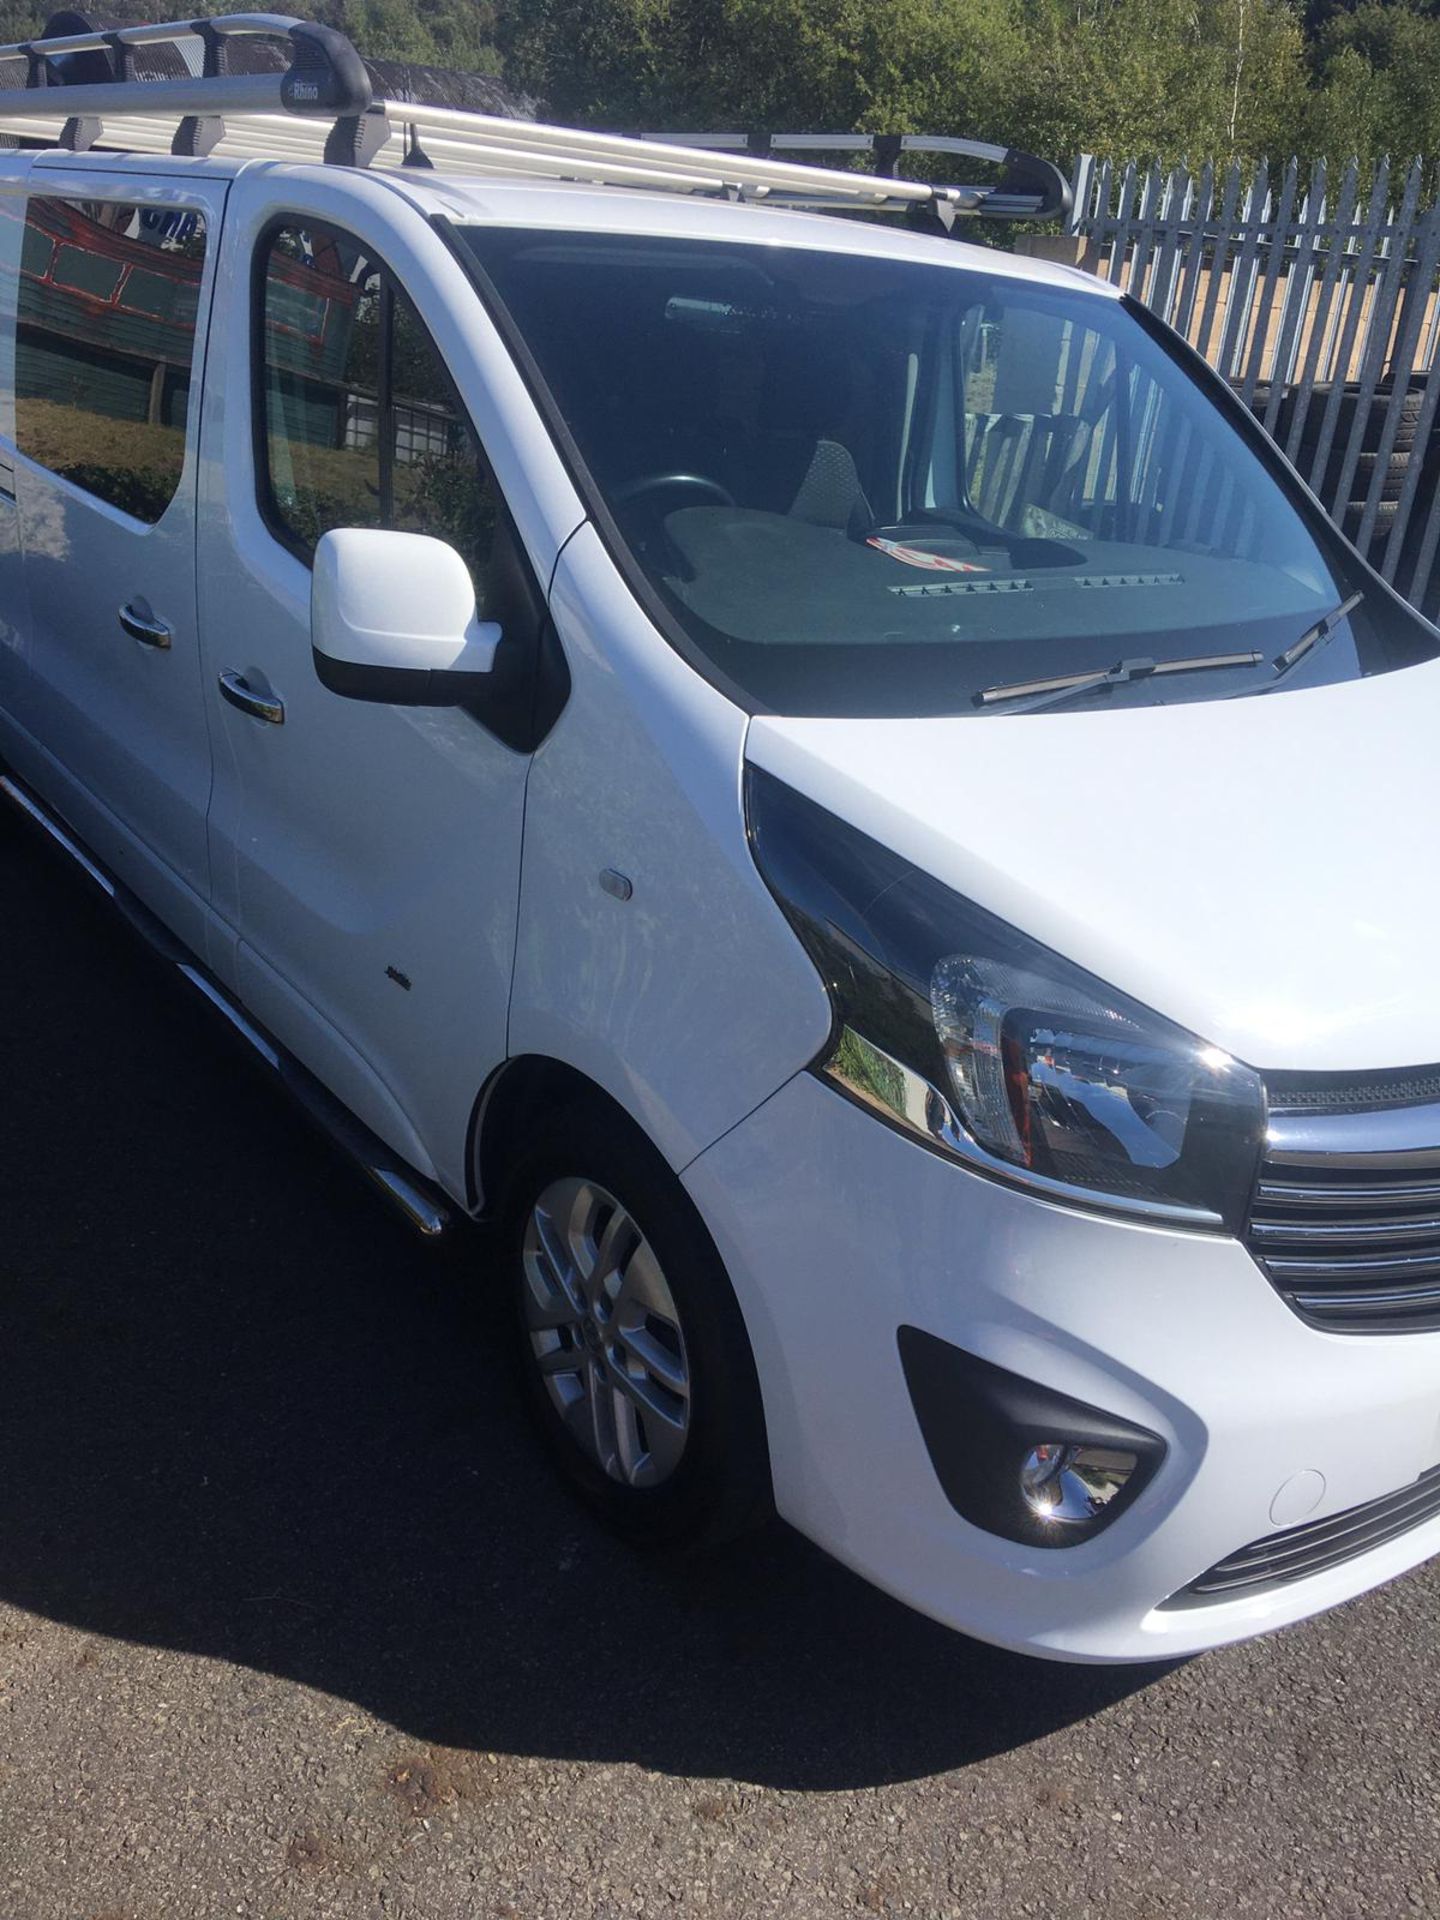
top-left (746, 767), bottom-right (1265, 1231)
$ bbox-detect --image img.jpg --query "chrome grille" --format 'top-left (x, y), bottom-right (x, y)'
top-left (1167, 1464), bottom-right (1440, 1604)
top-left (1248, 1090), bottom-right (1440, 1332)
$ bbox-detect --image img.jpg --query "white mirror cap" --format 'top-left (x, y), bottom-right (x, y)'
top-left (312, 529), bottom-right (500, 675)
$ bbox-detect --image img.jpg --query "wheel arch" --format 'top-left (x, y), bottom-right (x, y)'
top-left (469, 1053), bottom-right (664, 1218)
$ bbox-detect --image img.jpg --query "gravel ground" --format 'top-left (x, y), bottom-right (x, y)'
top-left (2, 806), bottom-right (1439, 1920)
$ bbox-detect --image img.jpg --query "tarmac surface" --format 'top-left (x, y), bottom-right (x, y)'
top-left (2, 805), bottom-right (1439, 1920)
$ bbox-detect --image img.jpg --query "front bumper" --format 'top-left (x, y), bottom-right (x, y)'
top-left (682, 1071), bottom-right (1440, 1662)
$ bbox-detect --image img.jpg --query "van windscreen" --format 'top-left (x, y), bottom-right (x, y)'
top-left (461, 226), bottom-right (1430, 717)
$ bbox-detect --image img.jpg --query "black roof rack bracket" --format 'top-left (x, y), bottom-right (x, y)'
top-left (324, 102), bottom-right (389, 167)
top-left (996, 145), bottom-right (1072, 224)
top-left (281, 20), bottom-right (370, 117)
top-left (58, 111), bottom-right (98, 150)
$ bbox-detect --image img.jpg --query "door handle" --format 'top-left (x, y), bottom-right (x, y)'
top-left (118, 602), bottom-right (172, 650)
top-left (218, 671), bottom-right (284, 726)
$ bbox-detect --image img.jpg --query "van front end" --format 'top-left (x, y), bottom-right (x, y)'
top-left (687, 1058), bottom-right (1440, 1663)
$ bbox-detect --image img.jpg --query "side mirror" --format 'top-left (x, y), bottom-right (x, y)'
top-left (311, 528), bottom-right (500, 705)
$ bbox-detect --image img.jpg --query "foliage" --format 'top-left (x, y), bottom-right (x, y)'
top-left (0, 0), bottom-right (502, 71)
top-left (317, 0), bottom-right (502, 72)
top-left (1304, 2), bottom-right (1440, 165)
top-left (2, 0), bottom-right (1439, 169)
top-left (498, 0), bottom-right (1440, 169)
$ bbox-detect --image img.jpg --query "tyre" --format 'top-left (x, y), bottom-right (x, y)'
top-left (1342, 497), bottom-right (1400, 549)
top-left (1392, 432), bottom-right (1440, 596)
top-left (1349, 448), bottom-right (1413, 499)
top-left (1296, 438), bottom-right (1412, 508)
top-left (500, 1097), bottom-right (771, 1549)
top-left (1253, 382), bottom-right (1426, 471)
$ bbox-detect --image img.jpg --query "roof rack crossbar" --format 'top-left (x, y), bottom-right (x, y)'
top-left (0, 12), bottom-right (1070, 225)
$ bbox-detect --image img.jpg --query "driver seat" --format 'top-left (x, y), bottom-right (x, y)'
top-left (787, 437), bottom-right (874, 532)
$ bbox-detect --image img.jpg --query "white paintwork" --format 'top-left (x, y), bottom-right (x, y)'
top-left (747, 649), bottom-right (1440, 1074)
top-left (196, 166), bottom-right (581, 1197)
top-left (4, 166), bottom-right (228, 959)
top-left (686, 1070), bottom-right (1440, 1662)
top-left (509, 522), bottom-right (831, 1173)
top-left (0, 139), bottom-right (1437, 1662)
top-left (313, 530), bottom-right (500, 677)
top-left (385, 170), bottom-right (1108, 295)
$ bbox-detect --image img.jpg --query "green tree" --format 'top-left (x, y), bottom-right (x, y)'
top-left (0, 0), bottom-right (504, 72)
top-left (499, 0), bottom-right (1310, 162)
top-left (1305, 2), bottom-right (1440, 164)
top-left (323, 0), bottom-right (501, 71)
top-left (8, 0), bottom-right (1440, 173)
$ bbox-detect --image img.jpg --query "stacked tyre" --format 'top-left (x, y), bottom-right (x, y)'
top-left (1249, 378), bottom-right (1433, 560)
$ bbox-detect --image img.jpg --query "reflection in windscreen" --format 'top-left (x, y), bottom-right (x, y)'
top-left (466, 228), bottom-right (1418, 717)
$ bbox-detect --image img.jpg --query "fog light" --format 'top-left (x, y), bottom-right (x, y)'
top-left (1020, 1443), bottom-right (1140, 1526)
top-left (898, 1328), bottom-right (1164, 1548)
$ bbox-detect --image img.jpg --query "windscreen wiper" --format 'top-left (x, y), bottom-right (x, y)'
top-left (1271, 592), bottom-right (1364, 682)
top-left (976, 650), bottom-right (1266, 715)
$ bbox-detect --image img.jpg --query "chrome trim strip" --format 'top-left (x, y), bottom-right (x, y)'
top-left (1256, 1177), bottom-right (1440, 1210)
top-left (1250, 1214), bottom-right (1440, 1245)
top-left (1291, 1281), bottom-right (1440, 1314)
top-left (1265, 1102), bottom-right (1440, 1169)
top-left (1266, 1247), bottom-right (1440, 1278)
top-left (1248, 1082), bottom-right (1440, 1326)
top-left (825, 1026), bottom-right (1224, 1231)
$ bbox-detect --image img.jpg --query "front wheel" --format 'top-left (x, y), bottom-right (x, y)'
top-left (502, 1101), bottom-right (771, 1549)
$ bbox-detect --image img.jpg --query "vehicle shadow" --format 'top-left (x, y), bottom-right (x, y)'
top-left (0, 821), bottom-right (1169, 1791)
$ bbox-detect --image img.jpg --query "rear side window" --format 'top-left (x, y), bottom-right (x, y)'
top-left (15, 197), bottom-right (206, 524)
top-left (257, 221), bottom-right (497, 603)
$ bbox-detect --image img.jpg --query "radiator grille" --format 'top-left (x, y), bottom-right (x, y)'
top-left (1248, 1087), bottom-right (1440, 1332)
top-left (1168, 1465), bottom-right (1440, 1604)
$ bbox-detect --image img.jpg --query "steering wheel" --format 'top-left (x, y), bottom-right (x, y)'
top-left (614, 472), bottom-right (736, 509)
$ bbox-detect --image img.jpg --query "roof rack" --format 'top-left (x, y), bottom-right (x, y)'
top-left (0, 12), bottom-right (1071, 225)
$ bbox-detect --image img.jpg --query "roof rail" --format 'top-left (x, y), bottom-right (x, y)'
top-left (639, 132), bottom-right (1071, 224)
top-left (0, 11), bottom-right (1070, 224)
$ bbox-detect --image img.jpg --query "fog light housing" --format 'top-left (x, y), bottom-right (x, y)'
top-left (1020, 1442), bottom-right (1141, 1526)
top-left (898, 1327), bottom-right (1165, 1548)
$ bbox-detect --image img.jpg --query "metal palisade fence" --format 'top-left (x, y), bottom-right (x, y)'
top-left (1068, 153), bottom-right (1440, 618)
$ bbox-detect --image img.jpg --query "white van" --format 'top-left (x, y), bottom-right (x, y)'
top-left (5, 13), bottom-right (1440, 1666)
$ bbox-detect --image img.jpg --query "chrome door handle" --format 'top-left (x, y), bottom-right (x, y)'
top-left (118, 602), bottom-right (172, 650)
top-left (218, 671), bottom-right (284, 726)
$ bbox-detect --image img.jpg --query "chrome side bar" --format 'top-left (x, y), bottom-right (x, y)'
top-left (1, 770), bottom-right (114, 894)
top-left (1, 770), bottom-right (453, 1239)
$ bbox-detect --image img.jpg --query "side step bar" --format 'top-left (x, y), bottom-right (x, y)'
top-left (2, 772), bottom-right (455, 1239)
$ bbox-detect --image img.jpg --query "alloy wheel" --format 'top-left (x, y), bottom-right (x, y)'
top-left (521, 1176), bottom-right (692, 1488)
